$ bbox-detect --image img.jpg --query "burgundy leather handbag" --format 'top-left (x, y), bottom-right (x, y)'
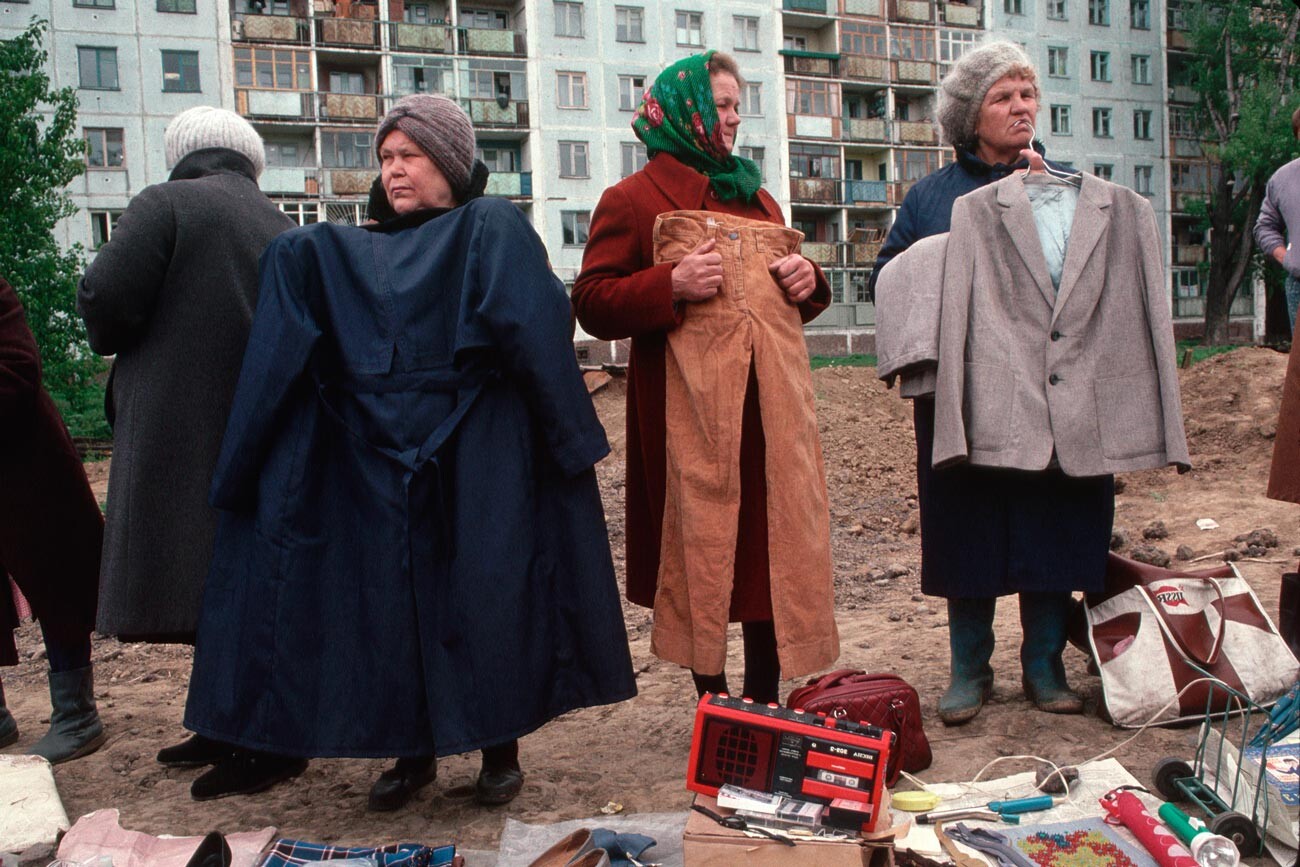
top-left (786, 669), bottom-right (932, 786)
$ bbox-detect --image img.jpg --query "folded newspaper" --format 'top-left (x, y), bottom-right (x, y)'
top-left (1201, 725), bottom-right (1298, 865)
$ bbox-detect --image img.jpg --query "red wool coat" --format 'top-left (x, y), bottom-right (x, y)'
top-left (572, 154), bottom-right (829, 621)
top-left (0, 278), bottom-right (103, 665)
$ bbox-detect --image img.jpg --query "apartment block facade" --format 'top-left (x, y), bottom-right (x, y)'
top-left (1, 0), bottom-right (1233, 352)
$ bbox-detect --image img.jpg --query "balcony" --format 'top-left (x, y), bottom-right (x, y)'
top-left (783, 52), bottom-right (839, 78)
top-left (388, 21), bottom-right (454, 52)
top-left (788, 114), bottom-right (842, 140)
top-left (485, 171), bottom-right (532, 198)
top-left (236, 88), bottom-right (314, 120)
top-left (1171, 190), bottom-right (1205, 213)
top-left (797, 239), bottom-right (886, 267)
top-left (322, 169), bottom-right (375, 196)
top-left (234, 13), bottom-right (310, 43)
top-left (840, 0), bottom-right (883, 15)
top-left (843, 116), bottom-right (889, 143)
top-left (458, 26), bottom-right (525, 55)
top-left (315, 17), bottom-right (379, 47)
top-left (461, 98), bottom-right (529, 129)
top-left (791, 177), bottom-right (842, 204)
top-left (1173, 245), bottom-right (1206, 266)
top-left (896, 120), bottom-right (936, 145)
top-left (317, 91), bottom-right (387, 121)
top-left (892, 60), bottom-right (937, 85)
top-left (1171, 272), bottom-right (1252, 319)
top-left (261, 166), bottom-right (320, 195)
top-left (784, 0), bottom-right (829, 11)
top-left (802, 242), bottom-right (838, 266)
top-left (941, 1), bottom-right (980, 26)
top-left (843, 179), bottom-right (889, 205)
top-left (841, 54), bottom-right (888, 81)
top-left (890, 0), bottom-right (933, 23)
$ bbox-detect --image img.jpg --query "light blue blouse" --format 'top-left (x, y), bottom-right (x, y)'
top-left (1024, 175), bottom-right (1080, 291)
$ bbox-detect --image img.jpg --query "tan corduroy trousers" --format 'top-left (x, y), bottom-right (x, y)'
top-left (650, 210), bottom-right (838, 678)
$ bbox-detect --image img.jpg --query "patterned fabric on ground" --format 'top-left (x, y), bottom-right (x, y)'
top-left (1000, 818), bottom-right (1158, 867)
top-left (256, 840), bottom-right (455, 867)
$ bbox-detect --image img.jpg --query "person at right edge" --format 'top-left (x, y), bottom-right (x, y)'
top-left (873, 42), bottom-right (1116, 725)
top-left (1267, 313), bottom-right (1300, 657)
top-left (573, 51), bottom-right (839, 705)
top-left (1254, 107), bottom-right (1300, 334)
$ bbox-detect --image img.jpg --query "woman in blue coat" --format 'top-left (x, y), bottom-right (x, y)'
top-left (182, 95), bottom-right (637, 808)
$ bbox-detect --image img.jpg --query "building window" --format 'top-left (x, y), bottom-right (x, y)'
top-left (394, 61), bottom-right (448, 95)
top-left (157, 0), bottom-right (196, 12)
top-left (1089, 0), bottom-right (1109, 25)
top-left (733, 15), bottom-right (758, 52)
top-left (90, 210), bottom-right (123, 249)
top-left (561, 210), bottom-right (590, 246)
top-left (328, 71), bottom-right (364, 94)
top-left (1090, 51), bottom-right (1110, 82)
top-left (1092, 107), bottom-right (1112, 137)
top-left (1093, 163), bottom-right (1113, 181)
top-left (558, 141), bottom-right (589, 178)
top-left (1133, 109), bottom-right (1152, 139)
top-left (264, 140), bottom-right (306, 167)
top-left (235, 48), bottom-right (310, 90)
top-left (618, 74), bottom-right (646, 111)
top-left (554, 1), bottom-right (583, 37)
top-left (74, 0), bottom-right (114, 9)
top-left (740, 82), bottom-right (762, 116)
top-left (557, 71), bottom-right (587, 108)
top-left (1047, 47), bottom-right (1068, 78)
top-left (476, 144), bottom-right (518, 173)
top-left (1134, 164), bottom-right (1152, 195)
top-left (460, 7), bottom-right (508, 29)
top-left (676, 10), bottom-right (703, 46)
top-left (620, 142), bottom-right (647, 178)
top-left (162, 50), bottom-right (201, 92)
top-left (1131, 54), bottom-right (1151, 85)
top-left (791, 143), bottom-right (840, 179)
top-left (77, 47), bottom-right (119, 90)
top-left (615, 6), bottom-right (643, 42)
top-left (404, 2), bottom-right (430, 23)
top-left (84, 128), bottom-right (124, 168)
top-left (938, 29), bottom-right (977, 75)
top-left (1003, 0), bottom-right (1022, 13)
top-left (1050, 104), bottom-right (1071, 135)
top-left (278, 202), bottom-right (321, 226)
top-left (1047, 0), bottom-right (1066, 19)
top-left (739, 146), bottom-right (764, 182)
top-left (788, 79), bottom-right (840, 117)
top-left (321, 131), bottom-right (374, 168)
top-left (1131, 0), bottom-right (1149, 29)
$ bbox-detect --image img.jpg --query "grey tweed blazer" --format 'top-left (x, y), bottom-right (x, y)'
top-left (932, 173), bottom-right (1191, 477)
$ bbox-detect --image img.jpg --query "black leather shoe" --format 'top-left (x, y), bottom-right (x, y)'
top-left (157, 734), bottom-right (234, 768)
top-left (367, 756), bottom-right (436, 812)
top-left (191, 750), bottom-right (308, 801)
top-left (474, 765), bottom-right (524, 806)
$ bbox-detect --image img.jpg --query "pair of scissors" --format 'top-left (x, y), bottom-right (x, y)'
top-left (690, 803), bottom-right (798, 847)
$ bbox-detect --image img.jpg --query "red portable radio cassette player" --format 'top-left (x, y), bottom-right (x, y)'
top-left (686, 693), bottom-right (894, 831)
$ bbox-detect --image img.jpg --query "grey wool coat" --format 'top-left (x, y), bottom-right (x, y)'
top-left (78, 149), bottom-right (294, 640)
top-left (932, 173), bottom-right (1191, 477)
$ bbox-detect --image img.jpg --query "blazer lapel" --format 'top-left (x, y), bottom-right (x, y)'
top-left (996, 178), bottom-right (1056, 309)
top-left (643, 154), bottom-right (711, 211)
top-left (1051, 174), bottom-right (1110, 324)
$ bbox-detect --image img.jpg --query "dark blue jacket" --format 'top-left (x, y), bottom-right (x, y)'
top-left (870, 144), bottom-right (1063, 293)
top-left (184, 197), bottom-right (636, 758)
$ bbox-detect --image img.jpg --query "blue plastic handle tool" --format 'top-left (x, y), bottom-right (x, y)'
top-left (988, 795), bottom-right (1056, 814)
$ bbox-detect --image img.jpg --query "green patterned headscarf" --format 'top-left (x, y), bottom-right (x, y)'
top-left (632, 51), bottom-right (762, 203)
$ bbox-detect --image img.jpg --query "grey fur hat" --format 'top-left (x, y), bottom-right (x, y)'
top-left (937, 41), bottom-right (1039, 150)
top-left (375, 94), bottom-right (476, 202)
top-left (164, 106), bottom-right (267, 177)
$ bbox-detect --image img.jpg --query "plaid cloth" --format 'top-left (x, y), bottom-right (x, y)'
top-left (256, 840), bottom-right (455, 867)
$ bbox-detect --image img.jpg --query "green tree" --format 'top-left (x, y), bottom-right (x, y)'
top-left (1180, 2), bottom-right (1300, 344)
top-left (0, 19), bottom-right (105, 434)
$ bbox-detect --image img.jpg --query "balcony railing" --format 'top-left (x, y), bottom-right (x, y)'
top-left (236, 87), bottom-right (315, 120)
top-left (896, 120), bottom-right (936, 145)
top-left (790, 177), bottom-right (842, 204)
top-left (317, 91), bottom-right (387, 121)
top-left (843, 179), bottom-right (889, 205)
top-left (798, 240), bottom-right (885, 267)
top-left (840, 0), bottom-right (883, 15)
top-left (315, 17), bottom-right (380, 47)
top-left (460, 98), bottom-right (529, 128)
top-left (1168, 85), bottom-right (1198, 104)
top-left (234, 13), bottom-right (310, 43)
top-left (261, 166), bottom-right (320, 195)
top-left (1172, 190), bottom-right (1206, 213)
top-left (784, 0), bottom-right (829, 12)
top-left (841, 54), bottom-right (888, 81)
top-left (485, 171), bottom-right (532, 198)
top-left (890, 0), bottom-right (933, 23)
top-left (457, 26), bottom-right (526, 55)
top-left (892, 59), bottom-right (937, 85)
top-left (322, 168), bottom-right (375, 197)
top-left (388, 21), bottom-right (454, 52)
top-left (783, 54), bottom-right (839, 77)
top-left (843, 116), bottom-right (889, 143)
top-left (1173, 245), bottom-right (1206, 266)
top-left (1171, 271), bottom-right (1252, 319)
top-left (941, 2), bottom-right (980, 26)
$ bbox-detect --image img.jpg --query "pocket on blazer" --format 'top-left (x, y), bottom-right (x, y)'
top-left (1094, 369), bottom-right (1163, 459)
top-left (963, 361), bottom-right (1013, 450)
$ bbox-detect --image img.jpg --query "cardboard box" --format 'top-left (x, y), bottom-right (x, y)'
top-left (684, 795), bottom-right (894, 867)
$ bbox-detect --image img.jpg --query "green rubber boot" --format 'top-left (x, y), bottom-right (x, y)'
top-left (0, 679), bottom-right (17, 748)
top-left (29, 666), bottom-right (106, 764)
top-left (938, 597), bottom-right (996, 725)
top-left (1019, 592), bottom-right (1084, 714)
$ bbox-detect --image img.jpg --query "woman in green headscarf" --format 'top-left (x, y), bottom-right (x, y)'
top-left (573, 51), bottom-right (835, 705)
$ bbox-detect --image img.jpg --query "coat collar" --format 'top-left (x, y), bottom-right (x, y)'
top-left (168, 148), bottom-right (259, 183)
top-left (641, 154), bottom-right (780, 220)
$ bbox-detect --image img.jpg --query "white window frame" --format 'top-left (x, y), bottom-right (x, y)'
top-left (1050, 104), bottom-right (1072, 135)
top-left (1131, 54), bottom-right (1151, 85)
top-left (1134, 164), bottom-right (1153, 195)
top-left (615, 5), bottom-right (644, 42)
top-left (1093, 163), bottom-right (1113, 181)
top-left (1133, 109), bottom-right (1152, 140)
top-left (1048, 46), bottom-right (1068, 78)
top-left (558, 140), bottom-right (589, 178)
top-left (675, 10), bottom-right (703, 47)
top-left (740, 81), bottom-right (762, 116)
top-left (620, 142), bottom-right (647, 178)
top-left (556, 71), bottom-right (588, 109)
top-left (1047, 0), bottom-right (1067, 19)
top-left (1089, 0), bottom-right (1109, 25)
top-left (618, 74), bottom-right (646, 111)
top-left (561, 210), bottom-right (591, 246)
top-left (1090, 51), bottom-right (1110, 82)
top-left (90, 209), bottom-right (124, 249)
top-left (554, 1), bottom-right (583, 38)
top-left (733, 15), bottom-right (759, 52)
top-left (1092, 107), bottom-right (1112, 137)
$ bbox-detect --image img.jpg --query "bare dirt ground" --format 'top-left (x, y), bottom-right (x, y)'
top-left (3, 347), bottom-right (1296, 853)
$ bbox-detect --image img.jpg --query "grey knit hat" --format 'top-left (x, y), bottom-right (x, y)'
top-left (375, 94), bottom-right (476, 202)
top-left (937, 41), bottom-right (1040, 150)
top-left (164, 106), bottom-right (266, 177)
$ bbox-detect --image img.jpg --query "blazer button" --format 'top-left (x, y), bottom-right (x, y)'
top-left (1050, 330), bottom-right (1061, 341)
top-left (1049, 374), bottom-right (1061, 385)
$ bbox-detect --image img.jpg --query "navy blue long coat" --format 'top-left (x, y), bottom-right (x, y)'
top-left (184, 198), bottom-right (637, 758)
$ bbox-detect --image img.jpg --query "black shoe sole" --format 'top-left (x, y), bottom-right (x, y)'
top-left (474, 769), bottom-right (524, 806)
top-left (191, 758), bottom-right (308, 802)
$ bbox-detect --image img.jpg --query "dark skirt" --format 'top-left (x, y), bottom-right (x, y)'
top-left (913, 398), bottom-right (1113, 599)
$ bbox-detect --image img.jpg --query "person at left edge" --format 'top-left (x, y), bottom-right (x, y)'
top-left (77, 107), bottom-right (295, 768)
top-left (181, 94), bottom-right (637, 805)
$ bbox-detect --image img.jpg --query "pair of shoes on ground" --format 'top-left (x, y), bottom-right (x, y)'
top-left (158, 734), bottom-right (307, 801)
top-left (367, 754), bottom-right (525, 811)
top-left (0, 667), bottom-right (107, 763)
top-left (528, 830), bottom-right (610, 867)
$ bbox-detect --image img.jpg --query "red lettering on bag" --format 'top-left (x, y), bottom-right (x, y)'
top-left (1153, 585), bottom-right (1189, 608)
